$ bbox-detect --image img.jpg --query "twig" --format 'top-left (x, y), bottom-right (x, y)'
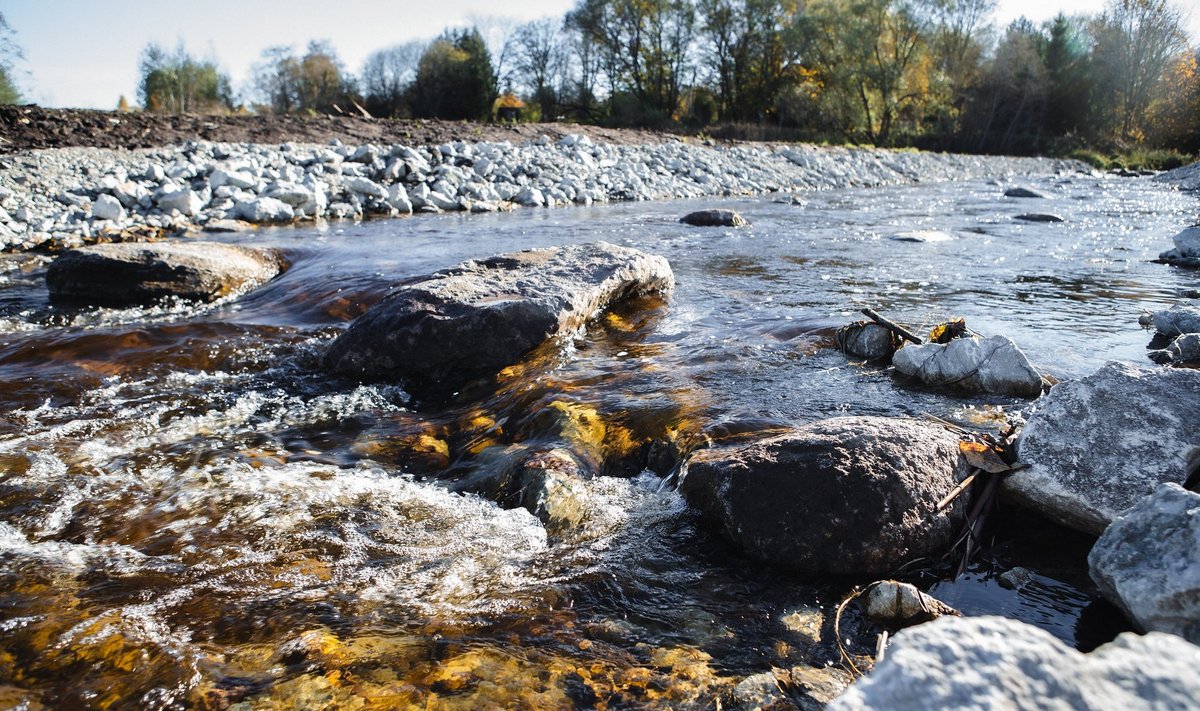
top-left (862, 307), bottom-right (923, 345)
top-left (835, 587), bottom-right (866, 677)
top-left (936, 470), bottom-right (978, 512)
top-left (956, 472), bottom-right (1001, 577)
top-left (875, 631), bottom-right (890, 663)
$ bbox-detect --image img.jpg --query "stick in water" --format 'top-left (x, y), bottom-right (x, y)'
top-left (861, 307), bottom-right (923, 345)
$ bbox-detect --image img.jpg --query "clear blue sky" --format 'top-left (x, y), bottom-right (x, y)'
top-left (3, 0), bottom-right (1198, 109)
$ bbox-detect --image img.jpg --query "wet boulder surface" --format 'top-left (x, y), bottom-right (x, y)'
top-left (45, 240), bottom-right (285, 306)
top-left (1009, 362), bottom-right (1200, 535)
top-left (680, 416), bottom-right (969, 576)
top-left (323, 241), bottom-right (675, 389)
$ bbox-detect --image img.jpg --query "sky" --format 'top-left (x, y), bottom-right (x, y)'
top-left (3, 0), bottom-right (1198, 109)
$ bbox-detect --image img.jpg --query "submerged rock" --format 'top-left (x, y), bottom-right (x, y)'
top-left (680, 416), bottom-right (968, 575)
top-left (733, 666), bottom-right (851, 711)
top-left (1015, 213), bottom-right (1064, 222)
top-left (1010, 362), bottom-right (1200, 534)
top-left (680, 209), bottom-right (749, 227)
top-left (1089, 483), bottom-right (1200, 643)
top-left (323, 241), bottom-right (674, 387)
top-left (1004, 186), bottom-right (1046, 198)
top-left (829, 616), bottom-right (1200, 711)
top-left (45, 241), bottom-right (284, 305)
top-left (891, 335), bottom-right (1043, 397)
top-left (888, 230), bottom-right (955, 243)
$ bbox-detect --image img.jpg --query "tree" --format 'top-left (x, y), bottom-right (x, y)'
top-left (252, 41), bottom-right (358, 114)
top-left (696, 0), bottom-right (803, 122)
top-left (959, 19), bottom-right (1050, 153)
top-left (800, 0), bottom-right (933, 145)
top-left (138, 42), bottom-right (234, 113)
top-left (1090, 0), bottom-right (1189, 141)
top-left (568, 0), bottom-right (697, 125)
top-left (0, 13), bottom-right (21, 104)
top-left (1041, 13), bottom-right (1092, 137)
top-left (407, 29), bottom-right (495, 120)
top-left (513, 18), bottom-right (567, 121)
top-left (361, 40), bottom-right (425, 117)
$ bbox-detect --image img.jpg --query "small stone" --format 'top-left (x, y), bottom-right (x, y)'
top-left (156, 188), bottom-right (204, 217)
top-left (1004, 187), bottom-right (1045, 198)
top-left (91, 194), bottom-right (125, 221)
top-left (1015, 213), bottom-right (1064, 223)
top-left (680, 209), bottom-right (749, 227)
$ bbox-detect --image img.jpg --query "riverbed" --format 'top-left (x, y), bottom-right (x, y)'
top-left (0, 172), bottom-right (1195, 708)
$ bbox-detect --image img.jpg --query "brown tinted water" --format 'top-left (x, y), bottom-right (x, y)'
top-left (0, 175), bottom-right (1195, 708)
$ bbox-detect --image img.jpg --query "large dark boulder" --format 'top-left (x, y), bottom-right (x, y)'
top-left (680, 416), bottom-right (969, 575)
top-left (45, 241), bottom-right (284, 305)
top-left (323, 241), bottom-right (674, 386)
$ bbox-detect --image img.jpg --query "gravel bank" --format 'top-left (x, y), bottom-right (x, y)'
top-left (0, 134), bottom-right (1087, 253)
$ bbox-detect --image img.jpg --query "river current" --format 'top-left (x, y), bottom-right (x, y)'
top-left (0, 173), bottom-right (1195, 708)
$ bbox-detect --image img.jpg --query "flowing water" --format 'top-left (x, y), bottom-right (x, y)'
top-left (0, 173), bottom-right (1196, 709)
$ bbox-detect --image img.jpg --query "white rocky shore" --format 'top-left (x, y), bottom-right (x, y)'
top-left (0, 134), bottom-right (1085, 252)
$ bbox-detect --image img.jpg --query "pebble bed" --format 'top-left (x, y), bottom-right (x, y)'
top-left (0, 134), bottom-right (1086, 253)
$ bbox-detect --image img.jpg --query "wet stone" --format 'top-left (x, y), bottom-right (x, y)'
top-left (1015, 213), bottom-right (1064, 223)
top-left (680, 416), bottom-right (969, 575)
top-left (680, 209), bottom-right (750, 227)
top-left (323, 241), bottom-right (674, 389)
top-left (45, 240), bottom-right (285, 305)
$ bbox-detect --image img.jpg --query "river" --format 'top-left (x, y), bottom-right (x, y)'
top-left (0, 173), bottom-right (1195, 708)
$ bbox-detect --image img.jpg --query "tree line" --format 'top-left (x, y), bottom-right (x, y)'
top-left (91, 0), bottom-right (1200, 158)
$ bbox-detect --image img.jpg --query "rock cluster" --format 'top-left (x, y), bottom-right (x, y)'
top-left (1141, 301), bottom-right (1200, 365)
top-left (1155, 225), bottom-right (1200, 268)
top-left (0, 138), bottom-right (1083, 253)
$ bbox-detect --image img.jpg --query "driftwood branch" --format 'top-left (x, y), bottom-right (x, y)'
top-left (861, 307), bottom-right (923, 345)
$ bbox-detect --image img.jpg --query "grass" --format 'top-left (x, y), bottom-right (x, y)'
top-left (1067, 147), bottom-right (1196, 171)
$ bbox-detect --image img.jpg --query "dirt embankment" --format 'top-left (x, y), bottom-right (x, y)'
top-left (0, 105), bottom-right (676, 153)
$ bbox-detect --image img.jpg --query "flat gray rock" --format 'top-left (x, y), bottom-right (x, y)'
top-left (45, 241), bottom-right (284, 306)
top-left (1089, 483), bottom-right (1200, 643)
top-left (830, 616), bottom-right (1200, 711)
top-left (1004, 186), bottom-right (1045, 198)
top-left (680, 209), bottom-right (749, 227)
top-left (1010, 362), bottom-right (1200, 534)
top-left (323, 241), bottom-right (674, 387)
top-left (680, 416), bottom-right (968, 575)
top-left (1016, 213), bottom-right (1065, 222)
top-left (892, 335), bottom-right (1044, 397)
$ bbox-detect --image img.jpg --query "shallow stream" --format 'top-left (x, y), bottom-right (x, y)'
top-left (0, 173), bottom-right (1196, 708)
